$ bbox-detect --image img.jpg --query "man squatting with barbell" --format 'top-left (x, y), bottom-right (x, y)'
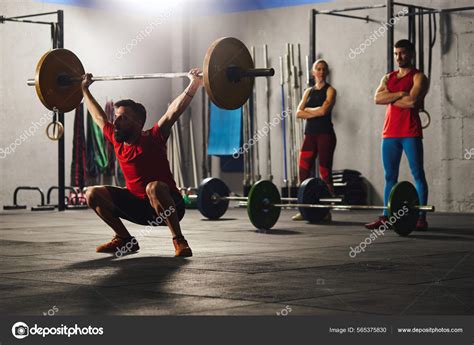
top-left (82, 69), bottom-right (203, 257)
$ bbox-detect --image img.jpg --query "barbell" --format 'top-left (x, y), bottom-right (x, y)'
top-left (193, 177), bottom-right (313, 219)
top-left (193, 177), bottom-right (435, 236)
top-left (27, 37), bottom-right (275, 113)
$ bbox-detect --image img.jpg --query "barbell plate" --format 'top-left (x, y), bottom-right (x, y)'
top-left (196, 177), bottom-right (230, 220)
top-left (387, 181), bottom-right (419, 236)
top-left (203, 37), bottom-right (254, 110)
top-left (35, 49), bottom-right (85, 113)
top-left (297, 178), bottom-right (331, 223)
top-left (247, 180), bottom-right (281, 230)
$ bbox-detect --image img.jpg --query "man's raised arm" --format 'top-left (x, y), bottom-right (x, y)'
top-left (81, 73), bottom-right (108, 130)
top-left (158, 68), bottom-right (203, 140)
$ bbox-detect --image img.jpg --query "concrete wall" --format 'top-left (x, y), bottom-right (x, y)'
top-left (438, 0), bottom-right (474, 211)
top-left (1, 0), bottom-right (473, 212)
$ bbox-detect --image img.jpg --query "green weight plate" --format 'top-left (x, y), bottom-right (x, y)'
top-left (387, 181), bottom-right (419, 236)
top-left (297, 178), bottom-right (331, 223)
top-left (247, 180), bottom-right (281, 230)
top-left (184, 188), bottom-right (198, 209)
top-left (197, 177), bottom-right (230, 219)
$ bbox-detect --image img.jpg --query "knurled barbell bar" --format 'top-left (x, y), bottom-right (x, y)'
top-left (26, 37), bottom-right (275, 113)
top-left (193, 177), bottom-right (435, 236)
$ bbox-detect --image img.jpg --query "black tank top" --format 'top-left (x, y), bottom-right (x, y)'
top-left (304, 84), bottom-right (334, 135)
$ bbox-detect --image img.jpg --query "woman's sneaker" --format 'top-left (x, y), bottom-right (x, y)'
top-left (292, 212), bottom-right (331, 222)
top-left (292, 212), bottom-right (305, 221)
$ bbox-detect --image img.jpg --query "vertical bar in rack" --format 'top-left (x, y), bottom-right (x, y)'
top-left (279, 56), bottom-right (288, 192)
top-left (207, 95), bottom-right (212, 176)
top-left (309, 9), bottom-right (316, 87)
top-left (305, 55), bottom-right (310, 87)
top-left (251, 46), bottom-right (260, 181)
top-left (387, 0), bottom-right (394, 73)
top-left (408, 6), bottom-right (416, 45)
top-left (201, 88), bottom-right (207, 179)
top-left (189, 116), bottom-right (198, 188)
top-left (418, 7), bottom-right (424, 72)
top-left (168, 126), bottom-right (174, 178)
top-left (297, 44), bottom-right (303, 99)
top-left (292, 64), bottom-right (301, 185)
top-left (57, 10), bottom-right (65, 211)
top-left (285, 51), bottom-right (295, 188)
top-left (263, 44), bottom-right (272, 181)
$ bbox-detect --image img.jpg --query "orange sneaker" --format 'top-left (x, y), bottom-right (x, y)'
top-left (96, 235), bottom-right (139, 255)
top-left (173, 237), bottom-right (192, 257)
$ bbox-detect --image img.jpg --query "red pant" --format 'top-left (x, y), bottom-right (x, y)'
top-left (299, 133), bottom-right (336, 193)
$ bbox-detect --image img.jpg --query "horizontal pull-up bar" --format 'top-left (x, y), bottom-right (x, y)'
top-left (396, 6), bottom-right (474, 17)
top-left (393, 2), bottom-right (436, 11)
top-left (315, 4), bottom-right (386, 14)
top-left (4, 11), bottom-right (60, 19)
top-left (0, 10), bottom-right (60, 25)
top-left (0, 17), bottom-right (54, 25)
top-left (314, 11), bottom-right (384, 24)
top-left (438, 6), bottom-right (474, 13)
top-left (313, 3), bottom-right (474, 18)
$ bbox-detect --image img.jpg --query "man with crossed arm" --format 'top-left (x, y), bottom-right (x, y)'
top-left (365, 39), bottom-right (430, 231)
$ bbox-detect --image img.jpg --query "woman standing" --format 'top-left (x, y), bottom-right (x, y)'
top-left (293, 59), bottom-right (337, 221)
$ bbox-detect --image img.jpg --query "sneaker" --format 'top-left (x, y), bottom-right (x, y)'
top-left (96, 235), bottom-right (139, 254)
top-left (173, 237), bottom-right (192, 257)
top-left (364, 216), bottom-right (389, 230)
top-left (416, 217), bottom-right (428, 231)
top-left (292, 212), bottom-right (304, 221)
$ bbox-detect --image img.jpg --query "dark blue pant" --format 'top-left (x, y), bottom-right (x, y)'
top-left (382, 137), bottom-right (428, 216)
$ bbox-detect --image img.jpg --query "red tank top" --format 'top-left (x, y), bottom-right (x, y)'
top-left (103, 122), bottom-right (178, 199)
top-left (382, 69), bottom-right (422, 138)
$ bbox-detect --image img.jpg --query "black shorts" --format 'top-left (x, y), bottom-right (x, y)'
top-left (105, 186), bottom-right (185, 226)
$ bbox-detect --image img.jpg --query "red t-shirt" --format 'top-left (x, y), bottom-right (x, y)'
top-left (103, 122), bottom-right (178, 199)
top-left (382, 69), bottom-right (423, 138)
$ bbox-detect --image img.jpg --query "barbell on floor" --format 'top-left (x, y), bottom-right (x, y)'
top-left (192, 177), bottom-right (312, 219)
top-left (27, 37), bottom-right (275, 113)
top-left (192, 177), bottom-right (435, 236)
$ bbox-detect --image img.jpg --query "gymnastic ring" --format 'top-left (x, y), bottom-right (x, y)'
top-left (420, 110), bottom-right (431, 129)
top-left (46, 120), bottom-right (64, 140)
